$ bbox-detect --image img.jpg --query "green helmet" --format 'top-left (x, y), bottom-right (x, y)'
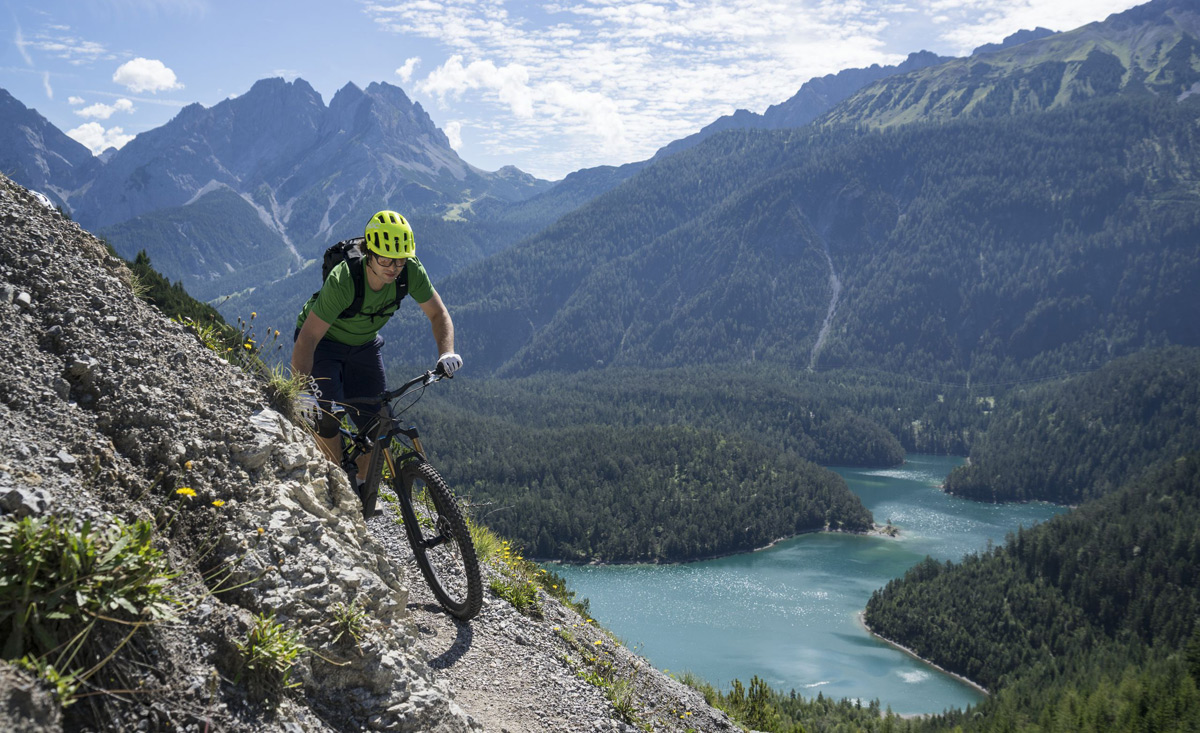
top-left (364, 210), bottom-right (415, 258)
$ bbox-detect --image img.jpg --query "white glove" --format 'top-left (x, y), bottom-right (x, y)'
top-left (296, 392), bottom-right (319, 421)
top-left (437, 352), bottom-right (463, 376)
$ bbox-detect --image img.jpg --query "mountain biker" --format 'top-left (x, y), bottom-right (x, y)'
top-left (291, 210), bottom-right (461, 494)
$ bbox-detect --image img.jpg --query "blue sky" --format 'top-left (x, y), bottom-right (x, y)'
top-left (5, 0), bottom-right (1145, 180)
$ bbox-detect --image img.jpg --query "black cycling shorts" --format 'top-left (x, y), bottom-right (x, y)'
top-left (297, 331), bottom-right (387, 439)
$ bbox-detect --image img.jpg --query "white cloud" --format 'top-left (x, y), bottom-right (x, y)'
top-left (112, 57), bottom-right (183, 93)
top-left (66, 122), bottom-right (135, 154)
top-left (68, 96), bottom-right (86, 105)
top-left (75, 98), bottom-right (136, 119)
top-left (919, 0), bottom-right (1141, 55)
top-left (444, 120), bottom-right (463, 149)
top-left (365, 0), bottom-right (1146, 177)
top-left (25, 26), bottom-right (114, 66)
top-left (421, 55), bottom-right (536, 117)
top-left (15, 25), bottom-right (33, 65)
top-left (42, 71), bottom-right (53, 99)
top-left (396, 57), bottom-right (421, 82)
top-left (371, 0), bottom-right (912, 175)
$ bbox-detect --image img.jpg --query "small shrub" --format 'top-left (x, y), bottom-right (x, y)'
top-left (15, 656), bottom-right (81, 707)
top-left (489, 576), bottom-right (542, 617)
top-left (235, 613), bottom-right (306, 701)
top-left (329, 598), bottom-right (368, 647)
top-left (0, 515), bottom-right (183, 707)
top-left (0, 516), bottom-right (181, 662)
top-left (468, 520), bottom-right (502, 564)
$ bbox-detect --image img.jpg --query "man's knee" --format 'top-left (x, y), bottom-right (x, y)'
top-left (316, 409), bottom-right (341, 439)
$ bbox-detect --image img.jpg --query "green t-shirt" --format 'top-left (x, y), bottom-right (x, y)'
top-left (296, 257), bottom-right (434, 345)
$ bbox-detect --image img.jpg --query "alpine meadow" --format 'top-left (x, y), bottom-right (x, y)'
top-left (3, 0), bottom-right (1200, 730)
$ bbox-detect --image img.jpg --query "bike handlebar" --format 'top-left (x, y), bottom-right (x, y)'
top-left (381, 363), bottom-right (451, 403)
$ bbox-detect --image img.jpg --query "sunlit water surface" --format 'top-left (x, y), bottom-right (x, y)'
top-left (549, 455), bottom-right (1067, 715)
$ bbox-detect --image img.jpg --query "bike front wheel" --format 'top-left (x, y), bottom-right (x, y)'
top-left (396, 460), bottom-right (483, 620)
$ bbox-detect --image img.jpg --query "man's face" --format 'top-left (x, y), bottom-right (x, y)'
top-left (370, 253), bottom-right (406, 282)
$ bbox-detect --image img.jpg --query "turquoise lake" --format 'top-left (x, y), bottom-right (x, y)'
top-left (549, 455), bottom-right (1068, 716)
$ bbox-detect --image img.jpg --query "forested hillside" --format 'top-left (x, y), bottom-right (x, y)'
top-left (862, 453), bottom-right (1200, 730)
top-left (945, 346), bottom-right (1200, 503)
top-left (389, 95), bottom-right (1200, 386)
top-left (99, 186), bottom-right (294, 302)
top-left (416, 406), bottom-right (873, 562)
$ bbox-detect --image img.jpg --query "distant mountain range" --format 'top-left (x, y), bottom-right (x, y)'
top-left (822, 0), bottom-right (1200, 128)
top-left (2, 0), bottom-right (1198, 384)
top-left (1, 78), bottom-right (552, 300)
top-left (380, 0), bottom-right (1200, 381)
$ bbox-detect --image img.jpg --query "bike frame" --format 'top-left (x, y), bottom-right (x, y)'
top-left (338, 369), bottom-right (444, 497)
top-left (332, 367), bottom-right (482, 619)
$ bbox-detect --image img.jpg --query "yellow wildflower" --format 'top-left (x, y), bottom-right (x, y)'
top-left (175, 487), bottom-right (196, 497)
top-left (257, 527), bottom-right (265, 534)
top-left (593, 640), bottom-right (603, 646)
top-left (212, 500), bottom-right (225, 507)
top-left (184, 460), bottom-right (194, 471)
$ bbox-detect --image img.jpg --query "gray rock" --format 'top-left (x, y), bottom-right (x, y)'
top-left (0, 486), bottom-right (51, 517)
top-left (0, 662), bottom-right (63, 732)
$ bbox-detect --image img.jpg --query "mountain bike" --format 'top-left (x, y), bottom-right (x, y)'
top-left (336, 366), bottom-right (482, 620)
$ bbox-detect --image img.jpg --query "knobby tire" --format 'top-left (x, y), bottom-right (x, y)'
top-left (396, 460), bottom-right (483, 620)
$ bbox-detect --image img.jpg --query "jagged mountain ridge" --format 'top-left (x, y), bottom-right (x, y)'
top-left (0, 88), bottom-right (96, 208)
top-left (820, 0), bottom-right (1200, 128)
top-left (0, 77), bottom-right (553, 303)
top-left (652, 51), bottom-right (953, 160)
top-left (71, 77), bottom-right (548, 233)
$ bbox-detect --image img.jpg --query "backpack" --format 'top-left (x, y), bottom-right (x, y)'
top-left (311, 237), bottom-right (409, 321)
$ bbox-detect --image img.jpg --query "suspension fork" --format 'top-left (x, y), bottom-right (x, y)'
top-left (381, 425), bottom-right (427, 479)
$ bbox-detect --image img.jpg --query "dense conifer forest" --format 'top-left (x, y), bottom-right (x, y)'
top-left (856, 453), bottom-right (1200, 731)
top-left (945, 346), bottom-right (1200, 502)
top-left (387, 362), bottom-right (1008, 562)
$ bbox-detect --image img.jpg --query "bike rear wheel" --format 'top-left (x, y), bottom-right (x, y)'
top-left (396, 460), bottom-right (483, 620)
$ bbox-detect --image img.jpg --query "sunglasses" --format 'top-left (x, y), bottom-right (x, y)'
top-left (375, 255), bottom-right (407, 269)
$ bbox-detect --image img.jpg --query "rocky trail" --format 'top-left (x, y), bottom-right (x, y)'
top-left (367, 509), bottom-right (740, 733)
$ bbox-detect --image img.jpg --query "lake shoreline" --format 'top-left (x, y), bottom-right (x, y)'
top-left (542, 522), bottom-right (897, 567)
top-left (857, 611), bottom-right (991, 698)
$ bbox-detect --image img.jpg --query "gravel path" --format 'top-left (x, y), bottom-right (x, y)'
top-left (365, 502), bottom-right (742, 733)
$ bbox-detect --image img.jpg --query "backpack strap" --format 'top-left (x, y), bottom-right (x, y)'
top-left (310, 247), bottom-right (410, 322)
top-left (339, 256), bottom-right (367, 320)
top-left (360, 262), bottom-right (409, 321)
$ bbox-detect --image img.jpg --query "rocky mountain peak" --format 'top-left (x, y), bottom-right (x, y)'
top-left (819, 0), bottom-right (1200, 129)
top-left (0, 88), bottom-right (96, 202)
top-left (972, 27), bottom-right (1058, 56)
